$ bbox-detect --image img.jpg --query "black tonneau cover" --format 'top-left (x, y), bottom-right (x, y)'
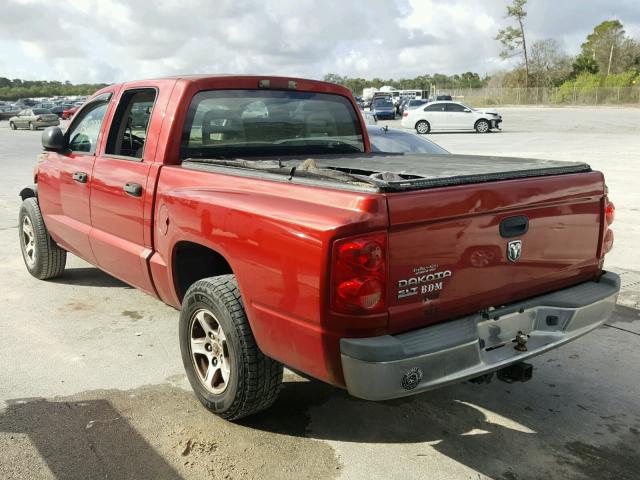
top-left (183, 153), bottom-right (591, 193)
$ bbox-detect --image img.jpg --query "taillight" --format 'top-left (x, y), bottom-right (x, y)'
top-left (402, 111), bottom-right (408, 117)
top-left (603, 197), bottom-right (615, 254)
top-left (605, 200), bottom-right (615, 225)
top-left (332, 232), bottom-right (386, 314)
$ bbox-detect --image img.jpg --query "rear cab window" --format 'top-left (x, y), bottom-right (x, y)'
top-left (180, 90), bottom-right (364, 159)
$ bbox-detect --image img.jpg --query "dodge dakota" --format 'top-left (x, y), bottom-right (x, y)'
top-left (18, 75), bottom-right (619, 420)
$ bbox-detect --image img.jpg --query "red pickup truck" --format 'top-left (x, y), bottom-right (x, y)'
top-left (19, 75), bottom-right (619, 420)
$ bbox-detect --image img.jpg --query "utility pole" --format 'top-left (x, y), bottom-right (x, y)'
top-left (607, 44), bottom-right (614, 76)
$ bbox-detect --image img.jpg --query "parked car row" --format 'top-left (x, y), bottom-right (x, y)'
top-left (1, 96), bottom-right (85, 121)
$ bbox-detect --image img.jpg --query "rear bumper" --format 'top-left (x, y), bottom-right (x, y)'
top-left (340, 272), bottom-right (620, 401)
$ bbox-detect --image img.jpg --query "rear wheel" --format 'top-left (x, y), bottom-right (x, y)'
top-left (416, 120), bottom-right (430, 134)
top-left (475, 119), bottom-right (490, 133)
top-left (19, 198), bottom-right (66, 279)
top-left (179, 275), bottom-right (283, 421)
top-left (9, 122), bottom-right (16, 130)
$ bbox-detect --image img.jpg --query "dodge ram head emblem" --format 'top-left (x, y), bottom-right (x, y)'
top-left (507, 240), bottom-right (522, 262)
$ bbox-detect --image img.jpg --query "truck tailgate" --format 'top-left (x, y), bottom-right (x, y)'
top-left (386, 171), bottom-right (605, 333)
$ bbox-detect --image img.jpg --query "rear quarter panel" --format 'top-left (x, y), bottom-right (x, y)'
top-left (151, 166), bottom-right (388, 385)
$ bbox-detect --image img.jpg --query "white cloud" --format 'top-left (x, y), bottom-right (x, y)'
top-left (0, 0), bottom-right (638, 83)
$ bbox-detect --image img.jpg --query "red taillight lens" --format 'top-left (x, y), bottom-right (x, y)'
top-left (605, 200), bottom-right (615, 225)
top-left (332, 232), bottom-right (386, 314)
top-left (402, 111), bottom-right (408, 117)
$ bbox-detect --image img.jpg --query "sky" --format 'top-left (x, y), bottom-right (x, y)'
top-left (0, 0), bottom-right (639, 84)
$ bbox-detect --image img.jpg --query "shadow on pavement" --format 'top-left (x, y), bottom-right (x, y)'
top-left (244, 376), bottom-right (640, 479)
top-left (0, 397), bottom-right (181, 480)
top-left (49, 267), bottom-right (131, 289)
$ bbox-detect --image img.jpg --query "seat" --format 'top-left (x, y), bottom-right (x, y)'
top-left (303, 105), bottom-right (337, 137)
top-left (202, 109), bottom-right (245, 145)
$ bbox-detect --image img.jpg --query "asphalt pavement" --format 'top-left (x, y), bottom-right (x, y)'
top-left (0, 108), bottom-right (639, 480)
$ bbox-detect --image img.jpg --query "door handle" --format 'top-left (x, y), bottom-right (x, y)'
top-left (124, 182), bottom-right (143, 197)
top-left (72, 172), bottom-right (88, 183)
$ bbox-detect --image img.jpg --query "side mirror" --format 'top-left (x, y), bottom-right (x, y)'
top-left (42, 126), bottom-right (65, 152)
top-left (464, 108), bottom-right (471, 112)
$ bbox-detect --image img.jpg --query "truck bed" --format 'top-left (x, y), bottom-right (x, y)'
top-left (183, 153), bottom-right (591, 192)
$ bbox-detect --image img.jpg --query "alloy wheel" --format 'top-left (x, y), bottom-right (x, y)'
top-left (189, 308), bottom-right (231, 394)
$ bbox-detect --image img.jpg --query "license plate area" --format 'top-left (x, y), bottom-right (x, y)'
top-left (477, 310), bottom-right (537, 352)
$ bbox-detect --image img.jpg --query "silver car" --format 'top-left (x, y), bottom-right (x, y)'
top-left (9, 108), bottom-right (60, 131)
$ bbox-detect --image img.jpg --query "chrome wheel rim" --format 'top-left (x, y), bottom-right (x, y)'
top-left (477, 121), bottom-right (489, 133)
top-left (417, 122), bottom-right (428, 133)
top-left (189, 308), bottom-right (231, 394)
top-left (21, 216), bottom-right (37, 267)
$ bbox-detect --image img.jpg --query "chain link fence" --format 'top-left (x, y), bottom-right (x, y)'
top-left (447, 87), bottom-right (640, 106)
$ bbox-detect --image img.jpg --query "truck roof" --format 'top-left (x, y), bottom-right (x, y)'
top-left (93, 74), bottom-right (352, 96)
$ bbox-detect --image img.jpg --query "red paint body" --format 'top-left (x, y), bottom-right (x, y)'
top-left (35, 75), bottom-right (610, 388)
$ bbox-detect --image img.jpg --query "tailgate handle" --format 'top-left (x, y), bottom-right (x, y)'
top-left (500, 215), bottom-right (529, 238)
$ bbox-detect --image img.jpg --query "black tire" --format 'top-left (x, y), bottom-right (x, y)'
top-left (415, 120), bottom-right (430, 134)
top-left (19, 198), bottom-right (66, 280)
top-left (179, 275), bottom-right (283, 421)
top-left (29, 122), bottom-right (36, 131)
top-left (9, 121), bottom-right (16, 130)
top-left (475, 119), bottom-right (490, 133)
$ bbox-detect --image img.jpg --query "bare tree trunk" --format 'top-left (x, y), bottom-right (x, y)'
top-left (519, 18), bottom-right (529, 89)
top-left (607, 44), bottom-right (614, 76)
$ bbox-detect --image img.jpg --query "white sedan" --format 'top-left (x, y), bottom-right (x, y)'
top-left (401, 101), bottom-right (502, 134)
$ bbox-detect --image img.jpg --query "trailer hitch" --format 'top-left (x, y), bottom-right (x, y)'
top-left (497, 362), bottom-right (533, 383)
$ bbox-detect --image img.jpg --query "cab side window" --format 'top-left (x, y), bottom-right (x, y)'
top-left (67, 102), bottom-right (109, 154)
top-left (105, 89), bottom-right (157, 159)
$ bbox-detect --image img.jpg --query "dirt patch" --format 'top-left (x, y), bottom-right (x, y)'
top-left (64, 302), bottom-right (93, 312)
top-left (121, 310), bottom-right (143, 320)
top-left (555, 437), bottom-right (640, 480)
top-left (0, 381), bottom-right (340, 480)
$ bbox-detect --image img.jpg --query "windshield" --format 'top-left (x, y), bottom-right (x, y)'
top-left (368, 128), bottom-right (449, 155)
top-left (181, 90), bottom-right (364, 159)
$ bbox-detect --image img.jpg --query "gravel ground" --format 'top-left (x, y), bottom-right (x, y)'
top-left (0, 108), bottom-right (639, 480)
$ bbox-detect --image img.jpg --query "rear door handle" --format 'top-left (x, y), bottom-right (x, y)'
top-left (72, 172), bottom-right (88, 183)
top-left (124, 182), bottom-right (143, 197)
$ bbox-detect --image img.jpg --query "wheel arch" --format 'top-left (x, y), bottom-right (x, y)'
top-left (474, 118), bottom-right (490, 128)
top-left (171, 240), bottom-right (235, 303)
top-left (19, 185), bottom-right (37, 201)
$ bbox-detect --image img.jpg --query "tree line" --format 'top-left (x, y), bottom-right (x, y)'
top-left (324, 2), bottom-right (639, 95)
top-left (0, 79), bottom-right (108, 101)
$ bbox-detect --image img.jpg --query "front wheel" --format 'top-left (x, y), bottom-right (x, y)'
top-left (415, 120), bottom-right (430, 134)
top-left (9, 121), bottom-right (16, 130)
top-left (19, 198), bottom-right (67, 279)
top-left (179, 275), bottom-right (283, 421)
top-left (29, 122), bottom-right (36, 131)
top-left (475, 119), bottom-right (490, 133)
